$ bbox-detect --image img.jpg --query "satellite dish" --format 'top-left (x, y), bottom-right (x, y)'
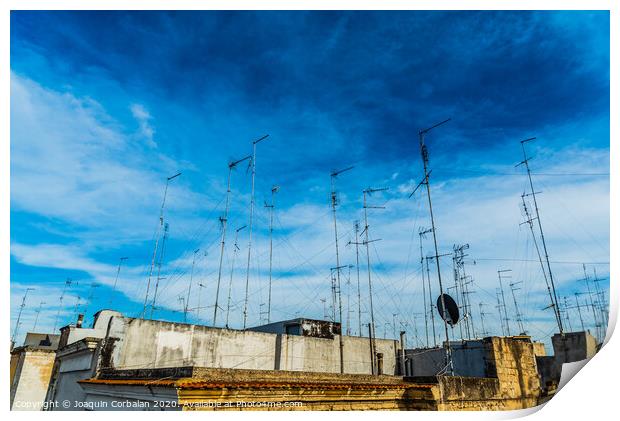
top-left (436, 294), bottom-right (460, 326)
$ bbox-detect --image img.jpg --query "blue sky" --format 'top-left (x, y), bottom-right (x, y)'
top-left (10, 11), bottom-right (609, 350)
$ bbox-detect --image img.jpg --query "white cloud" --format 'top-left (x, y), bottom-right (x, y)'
top-left (130, 103), bottom-right (157, 148)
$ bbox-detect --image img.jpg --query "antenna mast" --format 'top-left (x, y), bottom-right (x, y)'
top-left (497, 269), bottom-right (512, 336)
top-left (183, 248), bottom-right (200, 323)
top-left (150, 222), bottom-right (169, 319)
top-left (265, 185), bottom-right (280, 323)
top-left (227, 225), bottom-right (246, 328)
top-left (414, 118), bottom-right (453, 373)
top-left (330, 165), bottom-right (354, 373)
top-left (520, 194), bottom-right (563, 333)
top-left (33, 300), bottom-right (46, 332)
top-left (509, 281), bottom-right (526, 335)
top-left (354, 222), bottom-right (362, 336)
top-left (143, 172), bottom-right (181, 319)
top-left (243, 135), bottom-right (269, 330)
top-left (418, 228), bottom-right (433, 347)
top-left (214, 155), bottom-right (250, 327)
top-left (12, 288), bottom-right (34, 345)
top-left (53, 279), bottom-right (72, 332)
top-left (362, 186), bottom-right (388, 374)
top-left (517, 138), bottom-right (563, 334)
top-left (110, 257), bottom-right (128, 307)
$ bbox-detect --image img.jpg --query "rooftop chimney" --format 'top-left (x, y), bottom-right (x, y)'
top-left (76, 314), bottom-right (84, 328)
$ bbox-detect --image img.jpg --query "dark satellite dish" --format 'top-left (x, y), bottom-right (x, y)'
top-left (436, 294), bottom-right (460, 326)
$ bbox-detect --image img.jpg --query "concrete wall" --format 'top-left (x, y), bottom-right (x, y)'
top-left (552, 331), bottom-right (597, 365)
top-left (103, 316), bottom-right (399, 375)
top-left (46, 339), bottom-right (103, 411)
top-left (10, 348), bottom-right (57, 411)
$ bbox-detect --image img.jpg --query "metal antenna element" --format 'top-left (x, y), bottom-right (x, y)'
top-left (33, 300), bottom-right (46, 332)
top-left (265, 185), bottom-right (280, 323)
top-left (109, 257), bottom-right (128, 307)
top-left (226, 225), bottom-right (247, 328)
top-left (520, 193), bottom-right (562, 334)
top-left (12, 288), bottom-right (34, 345)
top-left (143, 172), bottom-right (181, 319)
top-left (497, 269), bottom-right (512, 336)
top-left (213, 155), bottom-right (251, 327)
top-left (562, 296), bottom-right (573, 332)
top-left (453, 244), bottom-right (474, 339)
top-left (53, 279), bottom-right (72, 332)
top-left (495, 290), bottom-right (506, 336)
top-left (243, 135), bottom-right (269, 330)
top-left (516, 138), bottom-right (563, 334)
top-left (415, 118), bottom-right (453, 374)
top-left (362, 186), bottom-right (388, 374)
top-left (184, 249), bottom-right (200, 323)
top-left (573, 292), bottom-right (587, 332)
top-left (354, 222), bottom-right (363, 336)
top-left (196, 280), bottom-right (207, 320)
top-left (150, 222), bottom-right (169, 319)
top-left (580, 264), bottom-right (602, 342)
top-left (330, 165), bottom-right (354, 374)
top-left (478, 302), bottom-right (490, 337)
top-left (418, 227), bottom-right (434, 347)
top-left (509, 281), bottom-right (527, 335)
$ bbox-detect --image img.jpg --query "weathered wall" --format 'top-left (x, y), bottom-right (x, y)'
top-left (10, 349), bottom-right (56, 411)
top-left (46, 339), bottom-right (102, 411)
top-left (552, 331), bottom-right (597, 365)
top-left (103, 316), bottom-right (399, 375)
top-left (484, 337), bottom-right (541, 402)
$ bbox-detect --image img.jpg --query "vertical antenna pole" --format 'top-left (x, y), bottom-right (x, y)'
top-left (143, 172), bottom-right (180, 319)
top-left (53, 279), bottom-right (71, 332)
top-left (110, 257), bottom-right (128, 307)
top-left (418, 118), bottom-right (452, 373)
top-left (227, 225), bottom-right (246, 328)
top-left (331, 166), bottom-right (353, 374)
top-left (497, 269), bottom-right (512, 336)
top-left (509, 281), bottom-right (526, 335)
top-left (355, 222), bottom-right (362, 337)
top-left (184, 248), bottom-right (200, 323)
top-left (33, 300), bottom-right (46, 332)
top-left (266, 185), bottom-right (279, 323)
top-left (419, 228), bottom-right (432, 347)
top-left (12, 288), bottom-right (34, 345)
top-left (243, 135), bottom-right (269, 330)
top-left (214, 156), bottom-right (249, 326)
top-left (150, 222), bottom-right (169, 319)
top-left (519, 139), bottom-right (563, 334)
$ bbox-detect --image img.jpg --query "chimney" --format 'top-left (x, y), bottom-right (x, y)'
top-left (76, 314), bottom-right (84, 328)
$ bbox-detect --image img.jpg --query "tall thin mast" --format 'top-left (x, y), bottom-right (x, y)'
top-left (518, 138), bottom-right (563, 334)
top-left (184, 248), bottom-right (200, 323)
top-left (510, 281), bottom-right (526, 335)
top-left (227, 225), bottom-right (246, 328)
top-left (109, 257), bottom-right (128, 307)
top-left (355, 222), bottom-right (362, 337)
top-left (53, 279), bottom-right (72, 332)
top-left (214, 155), bottom-right (250, 326)
top-left (330, 165), bottom-right (353, 374)
top-left (33, 300), bottom-right (46, 332)
top-left (266, 185), bottom-right (280, 323)
top-left (497, 269), bottom-right (512, 336)
top-left (419, 228), bottom-right (433, 347)
top-left (12, 288), bottom-right (34, 345)
top-left (520, 194), bottom-right (562, 332)
top-left (243, 134), bottom-right (269, 330)
top-left (363, 186), bottom-right (388, 374)
top-left (143, 172), bottom-right (181, 319)
top-left (150, 222), bottom-right (169, 319)
top-left (417, 118), bottom-right (452, 374)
